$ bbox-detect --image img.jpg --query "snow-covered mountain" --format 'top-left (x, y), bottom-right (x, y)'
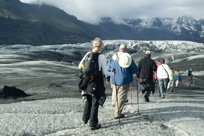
top-left (103, 40), bottom-right (204, 53)
top-left (0, 0), bottom-right (204, 44)
top-left (1, 40), bottom-right (203, 66)
top-left (1, 40), bottom-right (203, 57)
top-left (123, 16), bottom-right (204, 42)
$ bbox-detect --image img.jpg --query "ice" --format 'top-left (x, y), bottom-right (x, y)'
top-left (0, 94), bottom-right (203, 136)
top-left (0, 40), bottom-right (204, 136)
top-left (193, 71), bottom-right (204, 76)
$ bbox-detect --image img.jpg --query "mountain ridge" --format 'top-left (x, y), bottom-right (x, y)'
top-left (0, 0), bottom-right (204, 45)
top-left (0, 0), bottom-right (93, 45)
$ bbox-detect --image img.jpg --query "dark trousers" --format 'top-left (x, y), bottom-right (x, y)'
top-left (140, 79), bottom-right (154, 97)
top-left (82, 94), bottom-right (99, 127)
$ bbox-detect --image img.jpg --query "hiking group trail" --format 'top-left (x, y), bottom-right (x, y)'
top-left (0, 85), bottom-right (203, 136)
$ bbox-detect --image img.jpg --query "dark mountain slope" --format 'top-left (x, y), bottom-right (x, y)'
top-left (0, 0), bottom-right (93, 45)
top-left (0, 0), bottom-right (203, 45)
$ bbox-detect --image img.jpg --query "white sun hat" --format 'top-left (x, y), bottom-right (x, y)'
top-left (118, 53), bottom-right (132, 68)
top-left (145, 51), bottom-right (151, 54)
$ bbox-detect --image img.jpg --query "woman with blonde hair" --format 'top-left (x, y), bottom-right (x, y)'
top-left (92, 37), bottom-right (103, 52)
top-left (78, 37), bottom-right (114, 130)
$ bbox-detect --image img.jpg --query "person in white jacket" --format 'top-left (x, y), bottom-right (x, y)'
top-left (156, 58), bottom-right (172, 98)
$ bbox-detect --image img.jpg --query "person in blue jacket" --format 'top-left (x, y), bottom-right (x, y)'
top-left (107, 44), bottom-right (138, 119)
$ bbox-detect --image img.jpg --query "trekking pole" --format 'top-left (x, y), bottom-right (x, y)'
top-left (136, 77), bottom-right (140, 113)
top-left (129, 83), bottom-right (133, 106)
top-left (117, 98), bottom-right (120, 124)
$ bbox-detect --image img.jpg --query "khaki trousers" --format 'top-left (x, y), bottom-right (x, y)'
top-left (175, 80), bottom-right (180, 87)
top-left (112, 84), bottom-right (129, 117)
top-left (167, 80), bottom-right (174, 91)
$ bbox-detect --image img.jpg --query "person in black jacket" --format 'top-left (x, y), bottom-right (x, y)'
top-left (138, 51), bottom-right (157, 102)
top-left (78, 38), bottom-right (114, 130)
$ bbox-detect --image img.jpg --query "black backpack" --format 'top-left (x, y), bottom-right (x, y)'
top-left (188, 70), bottom-right (192, 76)
top-left (81, 52), bottom-right (101, 77)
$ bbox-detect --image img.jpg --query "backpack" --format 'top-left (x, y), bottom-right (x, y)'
top-left (185, 70), bottom-right (191, 76)
top-left (78, 52), bottom-right (101, 95)
top-left (81, 52), bottom-right (101, 77)
top-left (186, 70), bottom-right (192, 76)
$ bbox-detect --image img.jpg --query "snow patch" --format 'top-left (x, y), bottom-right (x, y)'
top-left (187, 55), bottom-right (204, 61)
top-left (170, 54), bottom-right (204, 63)
top-left (193, 71), bottom-right (204, 76)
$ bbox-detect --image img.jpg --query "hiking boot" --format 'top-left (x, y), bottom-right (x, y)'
top-left (114, 114), bottom-right (125, 119)
top-left (90, 124), bottom-right (101, 130)
top-left (161, 95), bottom-right (165, 98)
top-left (144, 96), bottom-right (149, 102)
top-left (82, 119), bottom-right (89, 124)
top-left (125, 100), bottom-right (128, 103)
top-left (83, 120), bottom-right (88, 124)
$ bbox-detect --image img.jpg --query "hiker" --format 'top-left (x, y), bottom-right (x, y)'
top-left (156, 58), bottom-right (172, 98)
top-left (153, 61), bottom-right (162, 95)
top-left (185, 68), bottom-right (193, 87)
top-left (174, 70), bottom-right (182, 87)
top-left (78, 37), bottom-right (114, 130)
top-left (107, 44), bottom-right (138, 119)
top-left (167, 67), bottom-right (175, 92)
top-left (138, 51), bottom-right (157, 102)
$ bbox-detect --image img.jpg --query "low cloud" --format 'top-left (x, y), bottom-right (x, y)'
top-left (20, 0), bottom-right (204, 24)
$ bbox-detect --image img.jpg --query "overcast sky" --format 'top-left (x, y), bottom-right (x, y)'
top-left (20, 0), bottom-right (204, 24)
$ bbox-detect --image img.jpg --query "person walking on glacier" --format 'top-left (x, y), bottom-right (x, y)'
top-left (185, 68), bottom-right (193, 87)
top-left (138, 51), bottom-right (157, 102)
top-left (78, 37), bottom-right (114, 130)
top-left (107, 44), bottom-right (138, 119)
top-left (174, 70), bottom-right (182, 87)
top-left (157, 58), bottom-right (172, 98)
top-left (167, 67), bottom-right (175, 92)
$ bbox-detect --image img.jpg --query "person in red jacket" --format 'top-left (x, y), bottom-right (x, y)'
top-left (153, 61), bottom-right (162, 80)
top-left (152, 61), bottom-right (162, 95)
